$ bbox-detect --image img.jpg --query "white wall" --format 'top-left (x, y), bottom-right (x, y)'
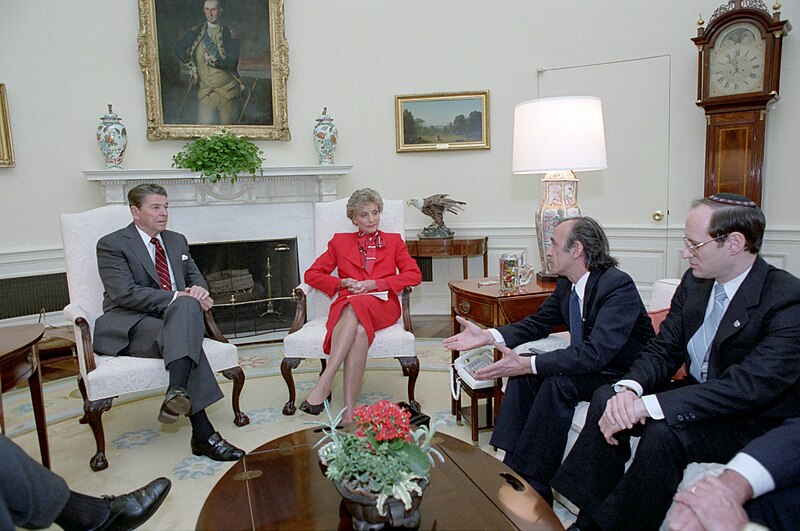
top-left (2, 0), bottom-right (799, 314)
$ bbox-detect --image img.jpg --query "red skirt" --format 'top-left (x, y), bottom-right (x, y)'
top-left (322, 292), bottom-right (401, 354)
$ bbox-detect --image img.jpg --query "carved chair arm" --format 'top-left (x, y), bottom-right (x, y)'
top-left (288, 286), bottom-right (309, 334)
top-left (401, 286), bottom-right (413, 333)
top-left (203, 310), bottom-right (228, 343)
top-left (63, 303), bottom-right (97, 373)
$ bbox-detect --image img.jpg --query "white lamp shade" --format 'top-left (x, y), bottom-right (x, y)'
top-left (512, 96), bottom-right (607, 174)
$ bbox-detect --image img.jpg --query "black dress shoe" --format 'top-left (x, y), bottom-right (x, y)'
top-left (94, 477), bottom-right (171, 531)
top-left (299, 400), bottom-right (325, 415)
top-left (158, 385), bottom-right (191, 424)
top-left (191, 431), bottom-right (244, 461)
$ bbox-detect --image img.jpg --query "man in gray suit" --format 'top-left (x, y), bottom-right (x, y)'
top-left (93, 183), bottom-right (243, 462)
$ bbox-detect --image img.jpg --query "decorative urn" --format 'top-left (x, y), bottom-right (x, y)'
top-left (313, 107), bottom-right (338, 165)
top-left (96, 104), bottom-right (127, 169)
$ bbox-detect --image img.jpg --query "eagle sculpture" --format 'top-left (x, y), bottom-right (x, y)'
top-left (408, 194), bottom-right (466, 239)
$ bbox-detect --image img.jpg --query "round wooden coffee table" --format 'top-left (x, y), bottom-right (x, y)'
top-left (197, 427), bottom-right (563, 530)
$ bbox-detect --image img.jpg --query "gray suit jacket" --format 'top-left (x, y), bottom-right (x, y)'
top-left (93, 222), bottom-right (207, 356)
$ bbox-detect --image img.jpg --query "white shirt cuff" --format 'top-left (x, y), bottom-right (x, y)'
top-left (727, 452), bottom-right (776, 498)
top-left (169, 291), bottom-right (178, 305)
top-left (488, 328), bottom-right (505, 345)
top-left (613, 380), bottom-right (664, 419)
top-left (640, 395), bottom-right (665, 420)
top-left (614, 379), bottom-right (643, 397)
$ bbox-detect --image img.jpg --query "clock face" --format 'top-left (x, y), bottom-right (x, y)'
top-left (708, 22), bottom-right (766, 97)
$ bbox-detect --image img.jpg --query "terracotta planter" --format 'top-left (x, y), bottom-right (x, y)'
top-left (333, 478), bottom-right (428, 531)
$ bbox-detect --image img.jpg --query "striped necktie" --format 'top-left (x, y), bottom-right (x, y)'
top-left (688, 284), bottom-right (728, 382)
top-left (150, 237), bottom-right (173, 291)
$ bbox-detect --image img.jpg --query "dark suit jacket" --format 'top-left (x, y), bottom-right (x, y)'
top-left (496, 266), bottom-right (655, 377)
top-left (625, 256), bottom-right (800, 425)
top-left (93, 223), bottom-right (207, 356)
top-left (742, 417), bottom-right (800, 491)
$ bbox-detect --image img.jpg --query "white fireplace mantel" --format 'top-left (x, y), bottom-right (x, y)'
top-left (84, 165), bottom-right (352, 207)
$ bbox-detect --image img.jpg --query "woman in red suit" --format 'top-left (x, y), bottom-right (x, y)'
top-left (300, 188), bottom-right (422, 420)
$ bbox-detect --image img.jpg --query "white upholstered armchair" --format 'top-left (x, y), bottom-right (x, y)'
top-left (60, 205), bottom-right (249, 471)
top-left (281, 198), bottom-right (419, 415)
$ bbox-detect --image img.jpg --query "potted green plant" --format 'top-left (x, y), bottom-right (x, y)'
top-left (171, 130), bottom-right (264, 183)
top-left (312, 400), bottom-right (444, 530)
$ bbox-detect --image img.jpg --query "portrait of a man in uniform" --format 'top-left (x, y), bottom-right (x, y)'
top-left (175, 0), bottom-right (245, 125)
top-left (147, 0), bottom-right (280, 129)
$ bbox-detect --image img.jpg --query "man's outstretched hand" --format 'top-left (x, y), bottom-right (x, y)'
top-left (442, 315), bottom-right (494, 351)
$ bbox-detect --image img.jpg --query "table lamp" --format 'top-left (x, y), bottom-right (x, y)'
top-left (512, 96), bottom-right (607, 281)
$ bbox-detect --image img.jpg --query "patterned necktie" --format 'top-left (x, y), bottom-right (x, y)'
top-left (688, 284), bottom-right (728, 382)
top-left (357, 231), bottom-right (384, 275)
top-left (150, 237), bottom-right (173, 291)
top-left (569, 288), bottom-right (584, 347)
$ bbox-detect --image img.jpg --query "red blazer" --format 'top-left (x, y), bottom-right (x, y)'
top-left (304, 232), bottom-right (422, 351)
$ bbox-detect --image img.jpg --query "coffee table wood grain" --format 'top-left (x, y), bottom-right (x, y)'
top-left (197, 428), bottom-right (563, 530)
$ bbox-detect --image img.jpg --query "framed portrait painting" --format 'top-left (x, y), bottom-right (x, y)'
top-left (138, 0), bottom-right (290, 140)
top-left (0, 84), bottom-right (14, 168)
top-left (395, 90), bottom-right (490, 152)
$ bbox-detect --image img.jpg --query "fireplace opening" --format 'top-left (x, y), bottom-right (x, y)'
top-left (189, 238), bottom-right (300, 340)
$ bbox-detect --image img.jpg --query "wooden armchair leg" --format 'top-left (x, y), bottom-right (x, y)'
top-left (397, 357), bottom-right (421, 411)
top-left (281, 358), bottom-right (302, 415)
top-left (222, 367), bottom-right (250, 427)
top-left (78, 376), bottom-right (113, 472)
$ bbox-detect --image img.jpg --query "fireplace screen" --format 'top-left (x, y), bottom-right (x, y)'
top-left (189, 238), bottom-right (300, 339)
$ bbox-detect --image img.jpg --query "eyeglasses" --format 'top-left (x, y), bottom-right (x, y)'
top-left (681, 235), bottom-right (727, 253)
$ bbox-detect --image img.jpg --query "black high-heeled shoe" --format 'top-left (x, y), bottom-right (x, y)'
top-left (298, 393), bottom-right (332, 415)
top-left (299, 400), bottom-right (325, 415)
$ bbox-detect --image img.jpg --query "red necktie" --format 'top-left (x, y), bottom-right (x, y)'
top-left (150, 237), bottom-right (173, 290)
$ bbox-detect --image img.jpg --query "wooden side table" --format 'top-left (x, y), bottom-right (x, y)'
top-left (406, 237), bottom-right (488, 279)
top-left (0, 323), bottom-right (49, 468)
top-left (448, 278), bottom-right (557, 444)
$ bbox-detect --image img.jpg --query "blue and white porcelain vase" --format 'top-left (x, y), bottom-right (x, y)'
top-left (313, 107), bottom-right (338, 165)
top-left (97, 104), bottom-right (127, 169)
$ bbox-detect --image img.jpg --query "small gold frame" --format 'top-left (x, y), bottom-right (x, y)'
top-left (395, 90), bottom-right (490, 153)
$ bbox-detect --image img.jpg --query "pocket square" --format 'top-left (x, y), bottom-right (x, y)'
top-left (181, 254), bottom-right (189, 261)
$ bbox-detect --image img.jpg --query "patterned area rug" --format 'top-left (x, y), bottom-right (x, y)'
top-left (9, 339), bottom-right (576, 529)
top-left (2, 339), bottom-right (453, 439)
top-left (9, 340), bottom-right (586, 530)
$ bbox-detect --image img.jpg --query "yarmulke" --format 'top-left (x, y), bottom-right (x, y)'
top-left (708, 193), bottom-right (757, 207)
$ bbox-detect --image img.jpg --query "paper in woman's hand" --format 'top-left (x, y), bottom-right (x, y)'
top-left (348, 291), bottom-right (389, 301)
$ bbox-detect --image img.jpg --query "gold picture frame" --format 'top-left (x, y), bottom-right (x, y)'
top-left (137, 0), bottom-right (290, 140)
top-left (0, 84), bottom-right (14, 168)
top-left (395, 90), bottom-right (490, 153)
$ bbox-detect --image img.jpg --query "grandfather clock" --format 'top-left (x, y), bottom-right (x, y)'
top-left (692, 0), bottom-right (791, 206)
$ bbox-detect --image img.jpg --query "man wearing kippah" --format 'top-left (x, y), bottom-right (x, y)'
top-left (551, 194), bottom-right (800, 530)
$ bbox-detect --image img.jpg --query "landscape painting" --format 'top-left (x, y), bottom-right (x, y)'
top-left (395, 90), bottom-right (489, 152)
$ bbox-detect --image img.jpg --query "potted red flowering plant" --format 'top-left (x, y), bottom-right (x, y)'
top-left (313, 400), bottom-right (444, 529)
